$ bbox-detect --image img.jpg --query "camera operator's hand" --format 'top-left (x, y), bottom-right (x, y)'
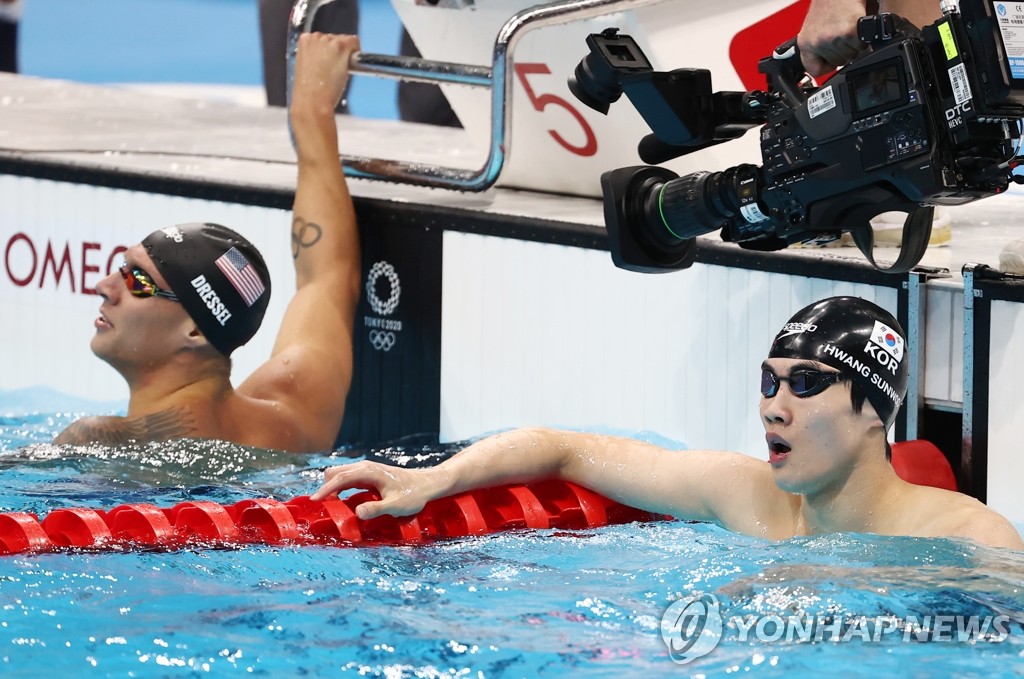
top-left (797, 0), bottom-right (870, 77)
top-left (879, 0), bottom-right (942, 34)
top-left (798, 0), bottom-right (943, 77)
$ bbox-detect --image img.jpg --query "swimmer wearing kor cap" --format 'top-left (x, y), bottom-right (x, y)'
top-left (313, 296), bottom-right (1023, 549)
top-left (55, 33), bottom-right (364, 453)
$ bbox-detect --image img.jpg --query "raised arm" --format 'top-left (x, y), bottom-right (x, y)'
top-left (311, 427), bottom-right (786, 534)
top-left (238, 33), bottom-right (362, 449)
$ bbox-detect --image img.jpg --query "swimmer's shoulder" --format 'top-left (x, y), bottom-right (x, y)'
top-left (904, 484), bottom-right (1024, 549)
top-left (54, 408), bottom-right (198, 446)
top-left (53, 398), bottom-right (318, 452)
top-left (220, 394), bottom-right (322, 452)
top-left (702, 452), bottom-right (799, 539)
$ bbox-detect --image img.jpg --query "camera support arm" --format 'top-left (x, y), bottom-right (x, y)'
top-left (847, 207), bottom-right (935, 273)
top-left (801, 186), bottom-right (935, 273)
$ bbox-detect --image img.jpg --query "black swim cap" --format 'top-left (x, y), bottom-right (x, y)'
top-left (768, 296), bottom-right (907, 429)
top-left (142, 223), bottom-right (271, 356)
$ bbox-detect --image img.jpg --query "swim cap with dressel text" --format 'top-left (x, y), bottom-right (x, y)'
top-left (142, 223), bottom-right (271, 356)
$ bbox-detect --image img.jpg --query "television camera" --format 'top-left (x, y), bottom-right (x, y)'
top-left (569, 0), bottom-right (1024, 273)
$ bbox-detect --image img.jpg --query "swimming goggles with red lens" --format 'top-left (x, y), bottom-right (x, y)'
top-left (760, 368), bottom-right (848, 398)
top-left (119, 263), bottom-right (180, 301)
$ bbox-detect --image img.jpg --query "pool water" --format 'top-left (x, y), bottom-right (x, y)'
top-left (1, 397), bottom-right (1023, 677)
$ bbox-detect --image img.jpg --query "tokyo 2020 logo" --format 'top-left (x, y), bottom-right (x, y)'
top-left (366, 261), bottom-right (401, 316)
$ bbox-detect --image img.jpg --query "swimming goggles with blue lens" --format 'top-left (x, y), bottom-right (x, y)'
top-left (760, 368), bottom-right (848, 398)
top-left (119, 263), bottom-right (180, 301)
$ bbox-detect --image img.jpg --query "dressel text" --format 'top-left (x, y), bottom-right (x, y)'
top-left (191, 275), bottom-right (232, 326)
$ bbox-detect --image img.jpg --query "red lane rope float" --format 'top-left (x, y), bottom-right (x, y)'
top-left (0, 481), bottom-right (661, 556)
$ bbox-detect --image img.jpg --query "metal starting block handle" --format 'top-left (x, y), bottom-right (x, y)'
top-left (286, 0), bottom-right (663, 191)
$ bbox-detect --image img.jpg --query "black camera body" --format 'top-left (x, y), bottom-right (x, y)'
top-left (571, 0), bottom-right (1024, 273)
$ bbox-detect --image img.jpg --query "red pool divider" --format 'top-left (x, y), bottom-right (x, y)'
top-left (0, 481), bottom-right (662, 556)
top-left (0, 513), bottom-right (52, 553)
top-left (42, 508), bottom-right (112, 548)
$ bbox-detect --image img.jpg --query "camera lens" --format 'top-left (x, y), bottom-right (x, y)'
top-left (649, 165), bottom-right (764, 242)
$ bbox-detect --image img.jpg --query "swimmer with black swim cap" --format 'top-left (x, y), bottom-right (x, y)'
top-left (54, 32), bottom-right (366, 454)
top-left (764, 296), bottom-right (908, 458)
top-left (758, 296), bottom-right (913, 498)
top-left (142, 222), bottom-right (271, 357)
top-left (314, 295), bottom-right (1023, 549)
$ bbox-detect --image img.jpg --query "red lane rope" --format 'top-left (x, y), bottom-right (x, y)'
top-left (0, 481), bottom-right (661, 555)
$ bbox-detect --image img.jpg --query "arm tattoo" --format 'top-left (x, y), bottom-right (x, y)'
top-left (291, 216), bottom-right (323, 260)
top-left (53, 408), bottom-right (197, 446)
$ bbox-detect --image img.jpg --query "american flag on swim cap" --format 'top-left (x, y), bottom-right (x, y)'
top-left (215, 246), bottom-right (266, 307)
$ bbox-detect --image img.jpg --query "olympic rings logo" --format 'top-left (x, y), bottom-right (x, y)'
top-left (369, 330), bottom-right (396, 352)
top-left (366, 261), bottom-right (401, 316)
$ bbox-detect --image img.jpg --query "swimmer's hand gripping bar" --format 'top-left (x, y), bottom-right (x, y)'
top-left (286, 0), bottom-right (663, 191)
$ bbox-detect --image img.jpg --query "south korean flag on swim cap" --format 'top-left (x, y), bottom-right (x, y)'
top-left (869, 320), bottom-right (905, 363)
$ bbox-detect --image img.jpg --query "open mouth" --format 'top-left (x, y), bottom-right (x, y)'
top-left (767, 434), bottom-right (791, 463)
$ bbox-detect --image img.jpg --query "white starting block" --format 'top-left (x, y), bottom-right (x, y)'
top-left (391, 0), bottom-right (809, 197)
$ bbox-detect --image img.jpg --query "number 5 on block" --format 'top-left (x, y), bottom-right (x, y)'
top-left (515, 62), bottom-right (598, 157)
